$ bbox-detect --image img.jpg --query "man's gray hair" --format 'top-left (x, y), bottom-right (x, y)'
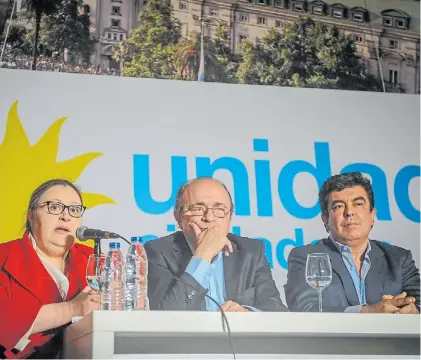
top-left (174, 177), bottom-right (234, 213)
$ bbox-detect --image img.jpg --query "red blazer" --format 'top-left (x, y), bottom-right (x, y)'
top-left (0, 233), bottom-right (93, 359)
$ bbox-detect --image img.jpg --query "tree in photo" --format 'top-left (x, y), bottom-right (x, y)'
top-left (173, 31), bottom-right (201, 80)
top-left (0, 0), bottom-right (14, 38)
top-left (1, 22), bottom-right (27, 48)
top-left (22, 0), bottom-right (63, 70)
top-left (312, 22), bottom-right (382, 91)
top-left (211, 25), bottom-right (238, 83)
top-left (236, 18), bottom-right (332, 87)
top-left (236, 27), bottom-right (287, 86)
top-left (173, 25), bottom-right (235, 82)
top-left (236, 16), bottom-right (382, 91)
top-left (114, 0), bottom-right (181, 79)
top-left (39, 0), bottom-right (95, 64)
top-left (278, 18), bottom-right (333, 88)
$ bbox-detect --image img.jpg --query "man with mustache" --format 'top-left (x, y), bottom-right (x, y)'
top-left (144, 177), bottom-right (288, 312)
top-left (285, 172), bottom-right (420, 313)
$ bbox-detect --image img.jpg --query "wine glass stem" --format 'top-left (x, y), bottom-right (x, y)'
top-left (318, 290), bottom-right (323, 312)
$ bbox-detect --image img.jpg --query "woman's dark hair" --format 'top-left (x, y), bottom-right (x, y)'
top-left (25, 179), bottom-right (83, 234)
top-left (319, 172), bottom-right (375, 216)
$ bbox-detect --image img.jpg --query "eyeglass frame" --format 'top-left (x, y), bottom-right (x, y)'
top-left (38, 201), bottom-right (86, 218)
top-left (183, 204), bottom-right (232, 218)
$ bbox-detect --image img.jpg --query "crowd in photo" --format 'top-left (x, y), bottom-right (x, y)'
top-left (0, 44), bottom-right (120, 76)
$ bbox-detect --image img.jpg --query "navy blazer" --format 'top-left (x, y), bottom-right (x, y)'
top-left (144, 231), bottom-right (288, 312)
top-left (284, 238), bottom-right (420, 312)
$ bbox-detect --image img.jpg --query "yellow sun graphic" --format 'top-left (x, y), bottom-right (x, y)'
top-left (0, 101), bottom-right (116, 247)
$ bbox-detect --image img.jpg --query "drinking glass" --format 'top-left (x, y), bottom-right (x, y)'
top-left (305, 253), bottom-right (332, 312)
top-left (86, 254), bottom-right (106, 309)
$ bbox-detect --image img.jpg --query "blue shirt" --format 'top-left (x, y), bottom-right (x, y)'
top-left (330, 237), bottom-right (371, 313)
top-left (185, 253), bottom-right (226, 311)
top-left (184, 240), bottom-right (260, 312)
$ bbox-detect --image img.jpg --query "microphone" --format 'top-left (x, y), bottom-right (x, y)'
top-left (160, 274), bottom-right (236, 359)
top-left (76, 226), bottom-right (130, 277)
top-left (76, 226), bottom-right (120, 241)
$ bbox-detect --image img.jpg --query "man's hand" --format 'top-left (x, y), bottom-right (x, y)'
top-left (192, 223), bottom-right (233, 262)
top-left (361, 292), bottom-right (417, 314)
top-left (395, 303), bottom-right (419, 314)
top-left (382, 293), bottom-right (419, 314)
top-left (220, 301), bottom-right (250, 312)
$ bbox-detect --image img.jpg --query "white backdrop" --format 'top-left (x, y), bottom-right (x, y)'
top-left (0, 69), bottom-right (419, 301)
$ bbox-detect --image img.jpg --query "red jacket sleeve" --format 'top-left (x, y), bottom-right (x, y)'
top-left (0, 271), bottom-right (43, 352)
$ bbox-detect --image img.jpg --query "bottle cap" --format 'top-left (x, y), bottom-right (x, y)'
top-left (131, 237), bottom-right (139, 244)
top-left (109, 242), bottom-right (120, 249)
top-left (131, 237), bottom-right (143, 244)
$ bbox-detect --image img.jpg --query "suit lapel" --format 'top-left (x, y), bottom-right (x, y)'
top-left (172, 232), bottom-right (194, 276)
top-left (365, 241), bottom-right (386, 303)
top-left (171, 232), bottom-right (242, 302)
top-left (4, 233), bottom-right (62, 304)
top-left (324, 239), bottom-right (360, 306)
top-left (171, 232), bottom-right (244, 302)
top-left (223, 235), bottom-right (240, 301)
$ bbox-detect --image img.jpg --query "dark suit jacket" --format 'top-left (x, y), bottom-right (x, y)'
top-left (284, 238), bottom-right (420, 312)
top-left (144, 231), bottom-right (288, 312)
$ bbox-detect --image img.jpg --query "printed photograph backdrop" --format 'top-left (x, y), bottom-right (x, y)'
top-left (0, 0), bottom-right (420, 94)
top-left (0, 69), bottom-right (419, 300)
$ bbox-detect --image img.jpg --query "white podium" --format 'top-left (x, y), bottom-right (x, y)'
top-left (63, 311), bottom-right (420, 359)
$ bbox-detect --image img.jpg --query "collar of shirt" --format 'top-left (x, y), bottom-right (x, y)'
top-left (29, 233), bottom-right (70, 300)
top-left (329, 235), bottom-right (371, 261)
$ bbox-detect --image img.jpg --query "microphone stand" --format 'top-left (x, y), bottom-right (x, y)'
top-left (94, 239), bottom-right (102, 277)
top-left (93, 236), bottom-right (130, 276)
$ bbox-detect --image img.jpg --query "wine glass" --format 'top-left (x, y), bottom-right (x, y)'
top-left (305, 253), bottom-right (332, 312)
top-left (86, 255), bottom-right (106, 308)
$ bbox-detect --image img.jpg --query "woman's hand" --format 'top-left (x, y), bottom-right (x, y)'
top-left (69, 286), bottom-right (100, 317)
top-left (32, 287), bottom-right (100, 335)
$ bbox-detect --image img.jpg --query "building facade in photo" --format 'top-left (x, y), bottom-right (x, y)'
top-left (82, 0), bottom-right (144, 70)
top-left (4, 0), bottom-right (419, 93)
top-left (170, 0), bottom-right (420, 93)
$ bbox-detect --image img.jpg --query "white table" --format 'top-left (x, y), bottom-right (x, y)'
top-left (62, 311), bottom-right (420, 359)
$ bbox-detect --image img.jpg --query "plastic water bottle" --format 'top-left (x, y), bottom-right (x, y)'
top-left (124, 237), bottom-right (149, 310)
top-left (135, 237), bottom-right (149, 310)
top-left (102, 242), bottom-right (124, 311)
top-left (124, 240), bottom-right (137, 311)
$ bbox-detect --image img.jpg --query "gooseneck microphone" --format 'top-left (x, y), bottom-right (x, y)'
top-left (76, 226), bottom-right (120, 241)
top-left (75, 226), bottom-right (131, 276)
top-left (165, 274), bottom-right (236, 359)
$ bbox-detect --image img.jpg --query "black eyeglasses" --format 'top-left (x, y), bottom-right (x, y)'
top-left (38, 201), bottom-right (86, 218)
top-left (185, 205), bottom-right (231, 218)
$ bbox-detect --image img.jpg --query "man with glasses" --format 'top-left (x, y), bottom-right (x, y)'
top-left (144, 177), bottom-right (288, 312)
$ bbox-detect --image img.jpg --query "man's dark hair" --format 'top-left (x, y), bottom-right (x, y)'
top-left (319, 172), bottom-right (375, 216)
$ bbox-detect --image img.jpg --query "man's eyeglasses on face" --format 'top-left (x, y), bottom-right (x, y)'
top-left (184, 205), bottom-right (231, 218)
top-left (38, 201), bottom-right (86, 218)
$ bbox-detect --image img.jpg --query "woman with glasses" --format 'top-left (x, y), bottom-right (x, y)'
top-left (0, 179), bottom-right (100, 359)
